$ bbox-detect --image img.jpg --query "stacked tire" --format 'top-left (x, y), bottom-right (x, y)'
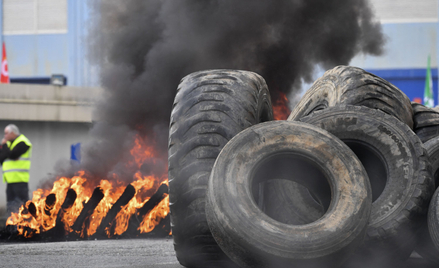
top-left (412, 105), bottom-right (439, 265)
top-left (299, 106), bottom-right (433, 266)
top-left (288, 65), bottom-right (414, 128)
top-left (289, 67), bottom-right (433, 265)
top-left (412, 102), bottom-right (439, 143)
top-left (168, 69), bottom-right (272, 267)
top-left (168, 66), bottom-right (437, 268)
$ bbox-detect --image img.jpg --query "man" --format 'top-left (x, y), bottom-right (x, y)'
top-left (0, 124), bottom-right (32, 214)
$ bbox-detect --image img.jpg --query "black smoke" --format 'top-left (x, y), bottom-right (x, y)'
top-left (47, 0), bottom-right (385, 186)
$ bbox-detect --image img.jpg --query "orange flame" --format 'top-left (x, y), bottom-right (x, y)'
top-left (6, 134), bottom-right (169, 238)
top-left (273, 91), bottom-right (291, 120)
top-left (138, 195), bottom-right (169, 233)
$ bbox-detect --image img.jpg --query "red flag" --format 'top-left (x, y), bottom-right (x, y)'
top-left (1, 42), bottom-right (9, 83)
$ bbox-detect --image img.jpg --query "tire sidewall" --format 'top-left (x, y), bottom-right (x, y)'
top-left (206, 121), bottom-right (371, 268)
top-left (300, 105), bottom-right (433, 252)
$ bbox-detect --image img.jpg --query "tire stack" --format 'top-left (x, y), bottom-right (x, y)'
top-left (412, 102), bottom-right (439, 143)
top-left (168, 66), bottom-right (439, 268)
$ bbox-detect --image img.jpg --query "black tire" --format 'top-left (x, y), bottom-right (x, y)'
top-left (428, 187), bottom-right (439, 258)
top-left (425, 137), bottom-right (439, 188)
top-left (416, 125), bottom-right (439, 143)
top-left (288, 66), bottom-right (413, 129)
top-left (262, 180), bottom-right (325, 225)
top-left (415, 136), bottom-right (439, 264)
top-left (415, 216), bottom-right (439, 266)
top-left (300, 105), bottom-right (433, 261)
top-left (412, 102), bottom-right (439, 143)
top-left (168, 69), bottom-right (273, 267)
top-left (206, 121), bottom-right (372, 268)
top-left (412, 102), bottom-right (439, 129)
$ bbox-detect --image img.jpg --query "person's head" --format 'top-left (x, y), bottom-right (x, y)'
top-left (4, 124), bottom-right (20, 142)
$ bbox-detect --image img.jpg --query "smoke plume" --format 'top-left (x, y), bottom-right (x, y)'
top-left (49, 0), bottom-right (385, 185)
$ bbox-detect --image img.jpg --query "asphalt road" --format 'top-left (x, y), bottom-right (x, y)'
top-left (0, 237), bottom-right (184, 268)
top-left (0, 236), bottom-right (438, 268)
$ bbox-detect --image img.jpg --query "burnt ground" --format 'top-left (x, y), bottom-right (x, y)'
top-left (0, 235), bottom-right (437, 268)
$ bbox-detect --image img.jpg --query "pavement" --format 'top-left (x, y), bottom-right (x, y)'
top-left (0, 236), bottom-right (438, 268)
top-left (0, 237), bottom-right (184, 268)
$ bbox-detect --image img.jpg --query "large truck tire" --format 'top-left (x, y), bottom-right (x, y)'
top-left (206, 121), bottom-right (372, 268)
top-left (416, 126), bottom-right (439, 144)
top-left (414, 136), bottom-right (439, 264)
top-left (412, 102), bottom-right (439, 143)
top-left (428, 187), bottom-right (439, 258)
top-left (425, 136), bottom-right (439, 188)
top-left (300, 105), bottom-right (433, 262)
top-left (415, 216), bottom-right (439, 265)
top-left (262, 179), bottom-right (325, 225)
top-left (288, 66), bottom-right (413, 129)
top-left (168, 69), bottom-right (273, 267)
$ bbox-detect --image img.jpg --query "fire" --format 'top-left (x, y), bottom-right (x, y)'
top-left (62, 173), bottom-right (92, 232)
top-left (138, 195), bottom-right (169, 233)
top-left (130, 135), bottom-right (155, 168)
top-left (273, 91), bottom-right (291, 120)
top-left (6, 135), bottom-right (170, 239)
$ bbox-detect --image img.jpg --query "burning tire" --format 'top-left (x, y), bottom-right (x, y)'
top-left (288, 65), bottom-right (414, 129)
top-left (168, 69), bottom-right (273, 267)
top-left (206, 121), bottom-right (372, 268)
top-left (300, 105), bottom-right (433, 261)
top-left (412, 102), bottom-right (439, 143)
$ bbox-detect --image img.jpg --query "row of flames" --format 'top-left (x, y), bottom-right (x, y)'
top-left (6, 135), bottom-right (169, 239)
top-left (6, 93), bottom-right (290, 239)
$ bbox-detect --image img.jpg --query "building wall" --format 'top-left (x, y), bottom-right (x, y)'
top-left (0, 0), bottom-right (437, 98)
top-left (0, 0), bottom-right (97, 87)
top-left (0, 83), bottom-right (102, 122)
top-left (368, 0), bottom-right (438, 24)
top-left (348, 0), bottom-right (439, 105)
top-left (351, 23), bottom-right (438, 69)
top-left (0, 83), bottom-right (100, 210)
top-left (0, 1), bottom-right (97, 212)
top-left (350, 22), bottom-right (438, 105)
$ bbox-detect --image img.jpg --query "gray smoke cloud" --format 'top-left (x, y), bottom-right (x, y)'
top-left (46, 0), bottom-right (385, 186)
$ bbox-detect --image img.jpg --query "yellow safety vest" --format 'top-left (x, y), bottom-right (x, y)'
top-left (2, 134), bottom-right (32, 183)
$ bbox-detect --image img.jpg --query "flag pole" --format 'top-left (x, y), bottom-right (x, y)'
top-left (424, 55), bottom-right (434, 107)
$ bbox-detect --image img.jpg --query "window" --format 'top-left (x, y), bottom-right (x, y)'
top-left (3, 0), bottom-right (67, 35)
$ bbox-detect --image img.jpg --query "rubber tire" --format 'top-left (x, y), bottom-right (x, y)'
top-left (415, 136), bottom-right (439, 264)
top-left (288, 65), bottom-right (414, 129)
top-left (425, 137), bottom-right (439, 188)
top-left (168, 69), bottom-right (273, 267)
top-left (416, 125), bottom-right (439, 143)
top-left (300, 105), bottom-right (433, 261)
top-left (415, 216), bottom-right (439, 266)
top-left (206, 121), bottom-right (372, 268)
top-left (412, 102), bottom-right (439, 143)
top-left (262, 180), bottom-right (325, 225)
top-left (428, 187), bottom-right (439, 259)
top-left (412, 102), bottom-right (439, 129)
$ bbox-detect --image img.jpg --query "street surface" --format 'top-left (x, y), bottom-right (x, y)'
top-left (0, 236), bottom-right (437, 268)
top-left (0, 237), bottom-right (183, 268)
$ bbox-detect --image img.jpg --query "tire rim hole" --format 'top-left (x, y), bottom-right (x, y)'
top-left (251, 152), bottom-right (331, 225)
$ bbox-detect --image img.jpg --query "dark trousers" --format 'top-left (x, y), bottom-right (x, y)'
top-left (6, 182), bottom-right (29, 214)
